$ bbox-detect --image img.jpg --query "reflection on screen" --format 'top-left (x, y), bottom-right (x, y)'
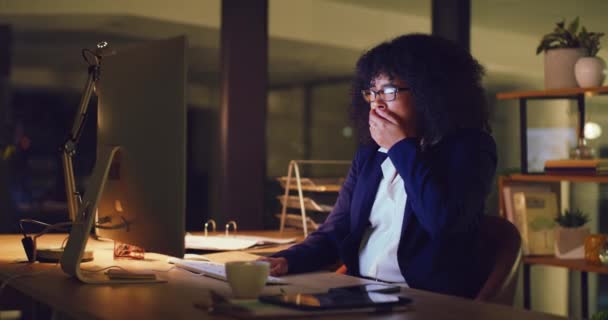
top-left (367, 292), bottom-right (399, 303)
top-left (279, 291), bottom-right (400, 308)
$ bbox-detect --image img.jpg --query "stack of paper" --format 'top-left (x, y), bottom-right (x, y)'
top-left (185, 234), bottom-right (296, 251)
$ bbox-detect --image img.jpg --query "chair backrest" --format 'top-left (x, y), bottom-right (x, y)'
top-left (475, 214), bottom-right (522, 305)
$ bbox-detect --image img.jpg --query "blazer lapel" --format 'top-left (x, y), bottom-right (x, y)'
top-left (350, 151), bottom-right (385, 234)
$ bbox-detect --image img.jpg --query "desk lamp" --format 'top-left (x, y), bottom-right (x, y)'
top-left (20, 42), bottom-right (115, 264)
top-left (58, 42), bottom-right (132, 258)
top-left (62, 41), bottom-right (114, 222)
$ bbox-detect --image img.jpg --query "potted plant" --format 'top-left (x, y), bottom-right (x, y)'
top-left (536, 17), bottom-right (602, 89)
top-left (554, 209), bottom-right (590, 259)
top-left (575, 27), bottom-right (606, 87)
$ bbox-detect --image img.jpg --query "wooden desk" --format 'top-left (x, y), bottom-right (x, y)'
top-left (0, 234), bottom-right (565, 320)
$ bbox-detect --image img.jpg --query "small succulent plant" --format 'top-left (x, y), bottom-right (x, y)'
top-left (554, 209), bottom-right (590, 228)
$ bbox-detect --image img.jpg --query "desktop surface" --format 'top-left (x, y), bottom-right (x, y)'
top-left (0, 233), bottom-right (566, 320)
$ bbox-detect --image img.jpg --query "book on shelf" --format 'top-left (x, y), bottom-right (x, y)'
top-left (502, 184), bottom-right (551, 225)
top-left (544, 159), bottom-right (608, 175)
top-left (512, 191), bottom-right (558, 255)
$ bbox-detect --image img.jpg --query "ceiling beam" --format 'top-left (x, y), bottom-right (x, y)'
top-left (432, 0), bottom-right (470, 50)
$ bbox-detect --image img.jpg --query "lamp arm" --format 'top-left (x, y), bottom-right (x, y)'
top-left (61, 49), bottom-right (104, 222)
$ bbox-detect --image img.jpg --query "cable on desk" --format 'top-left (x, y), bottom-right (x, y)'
top-left (19, 219), bottom-right (72, 237)
top-left (18, 219), bottom-right (74, 263)
top-left (80, 265), bottom-right (129, 273)
top-left (61, 236), bottom-right (69, 249)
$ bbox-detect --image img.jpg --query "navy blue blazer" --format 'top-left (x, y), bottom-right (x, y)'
top-left (273, 129), bottom-right (497, 298)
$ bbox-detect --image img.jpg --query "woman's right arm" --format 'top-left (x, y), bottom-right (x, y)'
top-left (266, 150), bottom-right (362, 275)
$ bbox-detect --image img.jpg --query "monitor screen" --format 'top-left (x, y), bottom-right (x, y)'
top-left (93, 36), bottom-right (187, 257)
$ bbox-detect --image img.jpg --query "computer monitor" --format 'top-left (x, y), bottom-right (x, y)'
top-left (60, 36), bottom-right (187, 283)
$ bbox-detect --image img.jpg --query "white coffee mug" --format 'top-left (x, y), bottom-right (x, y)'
top-left (225, 261), bottom-right (270, 299)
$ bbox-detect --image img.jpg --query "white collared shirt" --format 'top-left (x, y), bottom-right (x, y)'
top-left (358, 148), bottom-right (408, 284)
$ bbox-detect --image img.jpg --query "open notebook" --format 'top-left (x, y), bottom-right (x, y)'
top-left (185, 234), bottom-right (296, 251)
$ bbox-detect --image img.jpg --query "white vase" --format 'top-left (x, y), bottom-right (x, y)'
top-left (575, 56), bottom-right (606, 88)
top-left (544, 48), bottom-right (587, 89)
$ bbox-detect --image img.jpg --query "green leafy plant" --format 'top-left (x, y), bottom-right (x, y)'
top-left (580, 27), bottom-right (604, 56)
top-left (536, 17), bottom-right (605, 56)
top-left (554, 209), bottom-right (590, 228)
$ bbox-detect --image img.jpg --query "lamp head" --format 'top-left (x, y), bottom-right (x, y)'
top-left (95, 41), bottom-right (116, 58)
top-left (82, 41), bottom-right (116, 67)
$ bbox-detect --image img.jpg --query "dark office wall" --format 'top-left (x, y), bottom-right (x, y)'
top-left (2, 88), bottom-right (97, 230)
top-left (0, 25), bottom-right (14, 232)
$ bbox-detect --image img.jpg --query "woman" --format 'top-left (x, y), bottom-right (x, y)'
top-left (264, 34), bottom-right (497, 298)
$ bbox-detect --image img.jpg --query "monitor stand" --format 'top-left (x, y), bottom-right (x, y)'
top-left (60, 146), bottom-right (165, 284)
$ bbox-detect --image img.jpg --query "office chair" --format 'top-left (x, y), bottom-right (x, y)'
top-left (475, 214), bottom-right (522, 305)
top-left (335, 215), bottom-right (522, 305)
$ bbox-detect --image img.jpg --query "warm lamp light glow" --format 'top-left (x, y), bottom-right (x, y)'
top-left (584, 91), bottom-right (597, 98)
top-left (584, 122), bottom-right (602, 140)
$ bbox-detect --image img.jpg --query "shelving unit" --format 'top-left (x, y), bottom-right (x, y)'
top-left (497, 85), bottom-right (608, 173)
top-left (499, 173), bottom-right (608, 318)
top-left (277, 160), bottom-right (350, 237)
top-left (497, 86), bottom-right (608, 319)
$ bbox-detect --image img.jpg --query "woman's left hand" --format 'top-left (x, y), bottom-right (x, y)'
top-left (369, 108), bottom-right (408, 149)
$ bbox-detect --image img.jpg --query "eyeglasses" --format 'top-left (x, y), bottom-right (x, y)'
top-left (361, 86), bottom-right (410, 102)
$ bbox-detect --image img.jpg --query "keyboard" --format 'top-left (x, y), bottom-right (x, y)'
top-left (168, 258), bottom-right (288, 285)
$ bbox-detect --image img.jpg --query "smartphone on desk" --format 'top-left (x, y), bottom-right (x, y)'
top-left (259, 290), bottom-right (411, 311)
top-left (329, 283), bottom-right (402, 294)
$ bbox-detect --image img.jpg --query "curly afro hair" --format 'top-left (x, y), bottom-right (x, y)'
top-left (351, 34), bottom-right (490, 147)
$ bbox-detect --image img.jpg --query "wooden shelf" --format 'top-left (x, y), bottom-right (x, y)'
top-left (523, 256), bottom-right (608, 274)
top-left (277, 196), bottom-right (333, 213)
top-left (497, 86), bottom-right (608, 100)
top-left (284, 185), bottom-right (342, 192)
top-left (277, 177), bottom-right (342, 193)
top-left (275, 213), bottom-right (320, 231)
top-left (502, 173), bottom-right (608, 183)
